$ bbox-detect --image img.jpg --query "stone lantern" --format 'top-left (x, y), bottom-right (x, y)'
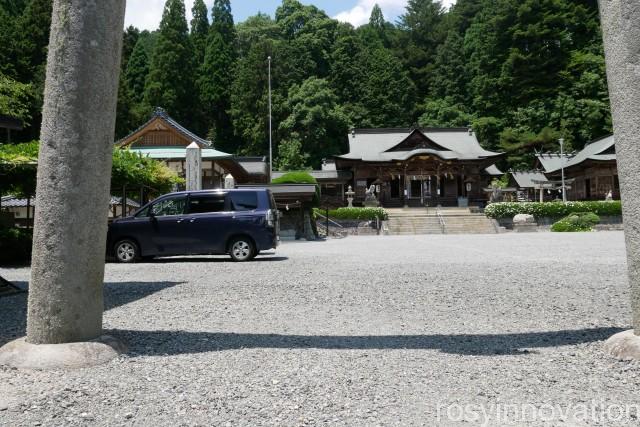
top-left (345, 185), bottom-right (355, 208)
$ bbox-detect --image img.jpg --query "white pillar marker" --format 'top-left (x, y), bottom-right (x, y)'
top-left (186, 142), bottom-right (202, 191)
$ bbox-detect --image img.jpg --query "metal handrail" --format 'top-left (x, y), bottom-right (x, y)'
top-left (436, 207), bottom-right (446, 233)
top-left (314, 212), bottom-right (344, 229)
top-left (315, 212), bottom-right (348, 238)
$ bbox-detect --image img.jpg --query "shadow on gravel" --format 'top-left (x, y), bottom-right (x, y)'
top-left (0, 281), bottom-right (181, 347)
top-left (111, 327), bottom-right (626, 357)
top-left (148, 255), bottom-right (288, 263)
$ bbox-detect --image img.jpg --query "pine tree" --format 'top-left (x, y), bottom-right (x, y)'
top-left (359, 47), bottom-right (415, 127)
top-left (144, 0), bottom-right (195, 127)
top-left (211, 0), bottom-right (235, 45)
top-left (190, 0), bottom-right (209, 66)
top-left (14, 0), bottom-right (52, 83)
top-left (230, 39), bottom-right (273, 156)
top-left (359, 4), bottom-right (391, 49)
top-left (430, 31), bottom-right (467, 104)
top-left (199, 0), bottom-right (236, 151)
top-left (121, 26), bottom-right (141, 71)
top-left (369, 4), bottom-right (385, 31)
top-left (125, 36), bottom-right (152, 104)
top-left (397, 0), bottom-right (445, 97)
top-left (0, 1), bottom-right (26, 78)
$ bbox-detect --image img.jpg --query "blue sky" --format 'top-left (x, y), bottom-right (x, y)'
top-left (124, 0), bottom-right (456, 31)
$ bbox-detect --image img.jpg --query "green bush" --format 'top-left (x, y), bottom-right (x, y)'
top-left (551, 212), bottom-right (600, 232)
top-left (315, 207), bottom-right (388, 221)
top-left (0, 227), bottom-right (32, 265)
top-left (485, 201), bottom-right (622, 219)
top-left (271, 171), bottom-right (318, 185)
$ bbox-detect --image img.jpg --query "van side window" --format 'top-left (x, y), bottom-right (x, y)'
top-left (150, 196), bottom-right (187, 216)
top-left (135, 206), bottom-right (150, 217)
top-left (188, 194), bottom-right (226, 214)
top-left (229, 192), bottom-right (258, 211)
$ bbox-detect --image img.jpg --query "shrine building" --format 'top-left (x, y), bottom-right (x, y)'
top-left (334, 128), bottom-right (504, 207)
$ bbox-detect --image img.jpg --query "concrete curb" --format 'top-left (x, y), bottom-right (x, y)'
top-left (0, 335), bottom-right (126, 370)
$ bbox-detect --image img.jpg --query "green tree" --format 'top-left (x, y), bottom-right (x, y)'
top-left (499, 126), bottom-right (566, 169)
top-left (397, 0), bottom-right (445, 97)
top-left (0, 1), bottom-right (26, 78)
top-left (369, 4), bottom-right (385, 30)
top-left (430, 31), bottom-right (467, 103)
top-left (359, 47), bottom-right (415, 127)
top-left (144, 0), bottom-right (195, 127)
top-left (418, 98), bottom-right (472, 127)
top-left (125, 34), bottom-right (153, 104)
top-left (14, 0), bottom-right (52, 83)
top-left (190, 0), bottom-right (209, 65)
top-left (198, 0), bottom-right (236, 149)
top-left (230, 39), bottom-right (275, 156)
top-left (116, 32), bottom-right (156, 138)
top-left (278, 77), bottom-right (348, 169)
top-left (359, 4), bottom-right (392, 48)
top-left (0, 74), bottom-right (33, 127)
top-left (275, 0), bottom-right (337, 80)
top-left (121, 26), bottom-right (141, 71)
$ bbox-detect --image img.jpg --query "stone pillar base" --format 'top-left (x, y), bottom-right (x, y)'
top-left (604, 330), bottom-right (640, 360)
top-left (0, 335), bottom-right (126, 369)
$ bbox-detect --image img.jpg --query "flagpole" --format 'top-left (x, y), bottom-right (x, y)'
top-left (268, 56), bottom-right (272, 181)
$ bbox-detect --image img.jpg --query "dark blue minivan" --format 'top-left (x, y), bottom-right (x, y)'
top-left (107, 189), bottom-right (279, 262)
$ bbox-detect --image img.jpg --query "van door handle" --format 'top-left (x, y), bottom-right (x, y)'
top-left (176, 218), bottom-right (185, 224)
top-left (189, 218), bottom-right (196, 223)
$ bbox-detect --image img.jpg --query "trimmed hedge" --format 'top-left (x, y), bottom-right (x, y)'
top-left (551, 212), bottom-right (600, 232)
top-left (0, 227), bottom-right (32, 265)
top-left (485, 201), bottom-right (622, 219)
top-left (315, 207), bottom-right (388, 221)
top-left (272, 171), bottom-right (318, 185)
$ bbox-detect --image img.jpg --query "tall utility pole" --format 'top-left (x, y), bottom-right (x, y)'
top-left (268, 56), bottom-right (273, 181)
top-left (559, 138), bottom-right (567, 203)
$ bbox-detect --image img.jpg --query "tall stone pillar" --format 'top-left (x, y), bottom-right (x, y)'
top-left (0, 0), bottom-right (127, 368)
top-left (186, 142), bottom-right (202, 191)
top-left (599, 0), bottom-right (640, 359)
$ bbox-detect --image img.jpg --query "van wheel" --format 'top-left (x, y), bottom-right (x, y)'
top-left (229, 237), bottom-right (255, 262)
top-left (114, 239), bottom-right (139, 263)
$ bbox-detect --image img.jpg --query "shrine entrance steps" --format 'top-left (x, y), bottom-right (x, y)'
top-left (385, 207), bottom-right (498, 235)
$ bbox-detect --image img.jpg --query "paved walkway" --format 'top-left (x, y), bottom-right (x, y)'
top-left (0, 232), bottom-right (638, 425)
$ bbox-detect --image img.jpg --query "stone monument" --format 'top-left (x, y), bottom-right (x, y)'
top-left (186, 142), bottom-right (202, 191)
top-left (599, 0), bottom-right (640, 359)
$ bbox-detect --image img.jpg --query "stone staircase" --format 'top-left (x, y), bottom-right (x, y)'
top-left (385, 208), bottom-right (497, 235)
top-left (386, 209), bottom-right (443, 235)
top-left (440, 212), bottom-right (497, 234)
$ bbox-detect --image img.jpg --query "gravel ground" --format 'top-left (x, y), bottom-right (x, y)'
top-left (1, 231), bottom-right (639, 426)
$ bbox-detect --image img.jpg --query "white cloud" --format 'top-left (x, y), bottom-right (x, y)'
top-left (124, 0), bottom-right (214, 31)
top-left (334, 0), bottom-right (456, 27)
